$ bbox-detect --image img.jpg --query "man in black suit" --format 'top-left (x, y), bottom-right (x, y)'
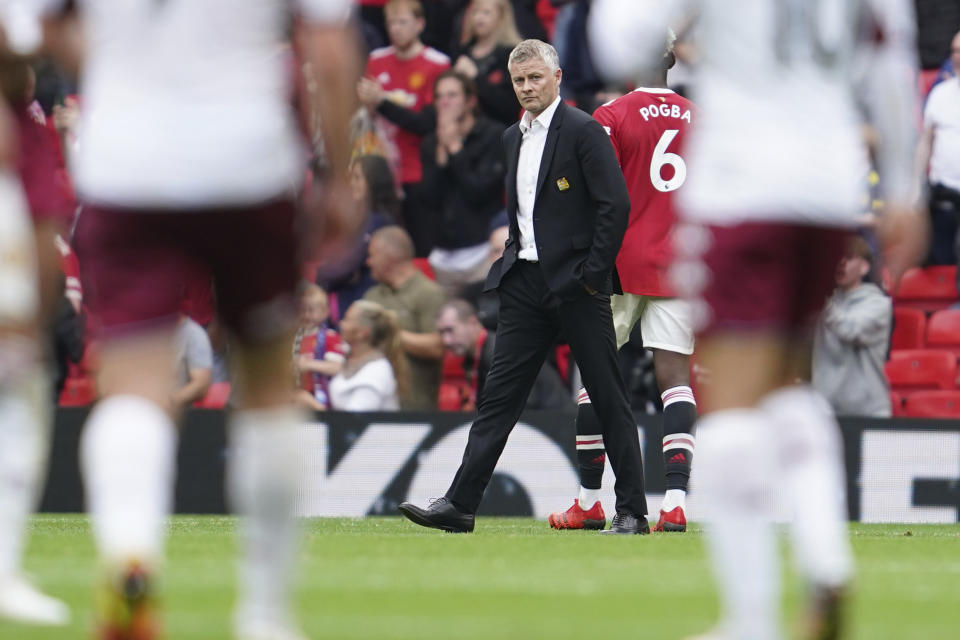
top-left (399, 39), bottom-right (649, 534)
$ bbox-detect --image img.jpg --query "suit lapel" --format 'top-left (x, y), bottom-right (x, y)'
top-left (505, 125), bottom-right (522, 219)
top-left (534, 101), bottom-right (565, 202)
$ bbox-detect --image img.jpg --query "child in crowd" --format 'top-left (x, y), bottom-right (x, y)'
top-left (293, 284), bottom-right (347, 410)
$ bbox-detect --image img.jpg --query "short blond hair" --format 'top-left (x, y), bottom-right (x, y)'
top-left (508, 39), bottom-right (559, 73)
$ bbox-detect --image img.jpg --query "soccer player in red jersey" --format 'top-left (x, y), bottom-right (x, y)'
top-left (548, 32), bottom-right (697, 534)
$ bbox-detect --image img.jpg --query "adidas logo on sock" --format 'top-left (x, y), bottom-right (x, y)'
top-left (668, 452), bottom-right (687, 464)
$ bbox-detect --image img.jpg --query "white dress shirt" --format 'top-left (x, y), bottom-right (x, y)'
top-left (516, 96), bottom-right (562, 261)
top-left (925, 77), bottom-right (960, 192)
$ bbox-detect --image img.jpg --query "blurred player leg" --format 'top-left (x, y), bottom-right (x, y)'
top-left (0, 172), bottom-right (68, 625)
top-left (73, 206), bottom-right (185, 639)
top-left (696, 408), bottom-right (781, 640)
top-left (215, 201), bottom-right (306, 640)
top-left (692, 334), bottom-right (796, 640)
top-left (227, 335), bottom-right (306, 640)
top-left (81, 333), bottom-right (178, 640)
top-left (761, 382), bottom-right (852, 640)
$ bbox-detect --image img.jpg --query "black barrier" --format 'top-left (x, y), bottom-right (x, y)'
top-left (40, 410), bottom-right (960, 523)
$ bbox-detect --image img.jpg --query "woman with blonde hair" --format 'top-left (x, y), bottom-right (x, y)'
top-left (452, 0), bottom-right (521, 127)
top-left (328, 300), bottom-right (406, 411)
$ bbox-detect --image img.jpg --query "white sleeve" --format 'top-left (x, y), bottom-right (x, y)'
top-left (854, 0), bottom-right (920, 207)
top-left (295, 0), bottom-right (352, 25)
top-left (922, 84), bottom-right (941, 129)
top-left (0, 0), bottom-right (49, 54)
top-left (588, 0), bottom-right (693, 82)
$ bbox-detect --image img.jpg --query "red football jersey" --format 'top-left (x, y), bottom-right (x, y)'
top-left (593, 88), bottom-right (695, 297)
top-left (365, 45), bottom-right (449, 184)
top-left (15, 102), bottom-right (74, 226)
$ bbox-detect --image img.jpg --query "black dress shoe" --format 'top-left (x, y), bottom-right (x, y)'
top-left (598, 512), bottom-right (650, 535)
top-left (398, 497), bottom-right (475, 533)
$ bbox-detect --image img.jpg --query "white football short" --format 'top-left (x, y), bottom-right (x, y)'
top-left (0, 172), bottom-right (38, 325)
top-left (610, 292), bottom-right (694, 354)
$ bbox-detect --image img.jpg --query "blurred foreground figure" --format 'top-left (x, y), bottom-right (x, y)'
top-left (0, 11), bottom-right (71, 626)
top-left (590, 1), bottom-right (925, 639)
top-left (38, 1), bottom-right (360, 638)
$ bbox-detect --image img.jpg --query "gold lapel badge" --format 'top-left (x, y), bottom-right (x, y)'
top-left (556, 177), bottom-right (570, 191)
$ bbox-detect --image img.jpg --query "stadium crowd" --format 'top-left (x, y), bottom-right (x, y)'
top-left (11, 0), bottom-right (960, 418)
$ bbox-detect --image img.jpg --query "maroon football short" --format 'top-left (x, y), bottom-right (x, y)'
top-left (74, 199), bottom-right (300, 343)
top-left (677, 222), bottom-right (850, 336)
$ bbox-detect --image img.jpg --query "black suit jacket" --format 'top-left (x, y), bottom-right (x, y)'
top-left (484, 100), bottom-right (631, 300)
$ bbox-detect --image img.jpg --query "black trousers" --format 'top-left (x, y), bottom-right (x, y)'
top-left (445, 261), bottom-right (648, 516)
top-left (928, 182), bottom-right (960, 265)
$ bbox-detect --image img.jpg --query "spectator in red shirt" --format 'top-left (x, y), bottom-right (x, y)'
top-left (358, 0), bottom-right (450, 257)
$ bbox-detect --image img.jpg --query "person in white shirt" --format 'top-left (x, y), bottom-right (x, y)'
top-left (589, 1), bottom-right (926, 638)
top-left (35, 1), bottom-right (362, 639)
top-left (917, 30), bottom-right (960, 264)
top-left (329, 300), bottom-right (403, 411)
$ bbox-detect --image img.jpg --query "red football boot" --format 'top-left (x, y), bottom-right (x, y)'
top-left (548, 500), bottom-right (606, 530)
top-left (651, 506), bottom-right (687, 532)
top-left (97, 562), bottom-right (159, 640)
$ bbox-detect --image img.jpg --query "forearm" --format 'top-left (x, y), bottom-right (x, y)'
top-left (302, 24), bottom-right (362, 174)
top-left (300, 358), bottom-right (343, 377)
top-left (377, 101), bottom-right (436, 136)
top-left (173, 372), bottom-right (212, 407)
top-left (400, 330), bottom-right (444, 360)
top-left (823, 300), bottom-right (892, 345)
top-left (915, 127), bottom-right (934, 192)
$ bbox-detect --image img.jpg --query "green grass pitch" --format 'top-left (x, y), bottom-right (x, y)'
top-left (3, 516), bottom-right (958, 639)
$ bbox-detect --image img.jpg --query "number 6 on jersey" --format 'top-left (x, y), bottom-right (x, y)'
top-left (651, 129), bottom-right (686, 193)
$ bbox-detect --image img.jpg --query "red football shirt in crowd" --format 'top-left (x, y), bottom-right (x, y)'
top-left (15, 101), bottom-right (74, 226)
top-left (593, 88), bottom-right (695, 297)
top-left (365, 44), bottom-right (449, 184)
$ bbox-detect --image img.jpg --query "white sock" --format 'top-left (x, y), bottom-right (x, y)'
top-left (661, 489), bottom-right (686, 512)
top-left (696, 409), bottom-right (782, 640)
top-left (761, 386), bottom-right (854, 590)
top-left (578, 487), bottom-right (601, 510)
top-left (80, 395), bottom-right (177, 567)
top-left (0, 367), bottom-right (51, 580)
top-left (227, 407), bottom-right (305, 625)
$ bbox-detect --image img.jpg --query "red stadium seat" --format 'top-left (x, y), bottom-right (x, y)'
top-left (412, 257), bottom-right (435, 280)
top-left (891, 307), bottom-right (927, 350)
top-left (890, 391), bottom-right (905, 417)
top-left (885, 349), bottom-right (957, 392)
top-left (925, 309), bottom-right (960, 357)
top-left (893, 266), bottom-right (958, 311)
top-left (903, 390), bottom-right (960, 418)
top-left (59, 376), bottom-right (96, 406)
top-left (194, 382), bottom-right (231, 409)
